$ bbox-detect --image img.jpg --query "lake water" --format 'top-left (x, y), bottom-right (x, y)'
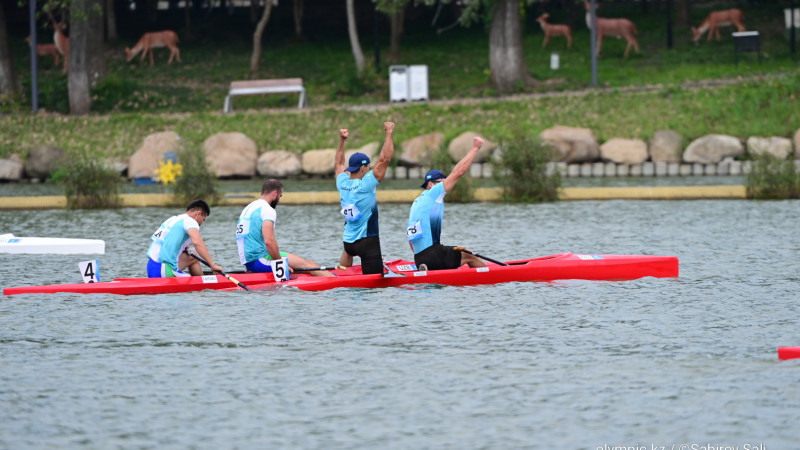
top-left (1, 199), bottom-right (798, 449)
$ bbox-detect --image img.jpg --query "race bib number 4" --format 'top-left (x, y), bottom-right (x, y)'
top-left (270, 257), bottom-right (290, 282)
top-left (79, 260), bottom-right (100, 283)
top-left (406, 220), bottom-right (422, 241)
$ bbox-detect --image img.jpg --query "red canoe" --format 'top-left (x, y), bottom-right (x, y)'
top-left (3, 252), bottom-right (679, 296)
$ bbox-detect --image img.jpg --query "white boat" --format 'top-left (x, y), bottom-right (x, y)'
top-left (0, 233), bottom-right (105, 255)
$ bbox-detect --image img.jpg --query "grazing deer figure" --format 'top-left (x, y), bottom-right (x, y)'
top-left (26, 36), bottom-right (61, 68)
top-left (125, 31), bottom-right (181, 66)
top-left (52, 21), bottom-right (69, 74)
top-left (536, 13), bottom-right (572, 49)
top-left (692, 9), bottom-right (745, 43)
top-left (584, 1), bottom-right (639, 58)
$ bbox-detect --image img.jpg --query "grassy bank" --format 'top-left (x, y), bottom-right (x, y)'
top-left (2, 74), bottom-right (798, 159)
top-left (1, 3), bottom-right (798, 159)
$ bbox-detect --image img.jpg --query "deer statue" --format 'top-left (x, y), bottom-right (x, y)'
top-left (52, 20), bottom-right (69, 74)
top-left (536, 13), bottom-right (572, 49)
top-left (125, 31), bottom-right (181, 66)
top-left (26, 36), bottom-right (61, 69)
top-left (692, 9), bottom-right (746, 44)
top-left (583, 1), bottom-right (639, 58)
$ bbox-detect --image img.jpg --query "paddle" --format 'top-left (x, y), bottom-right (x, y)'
top-left (293, 265), bottom-right (347, 272)
top-left (185, 250), bottom-right (252, 291)
top-left (454, 247), bottom-right (508, 266)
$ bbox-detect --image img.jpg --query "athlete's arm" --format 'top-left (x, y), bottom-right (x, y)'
top-left (262, 220), bottom-right (281, 260)
top-left (187, 228), bottom-right (222, 272)
top-left (334, 129), bottom-right (349, 177)
top-left (372, 122), bottom-right (395, 182)
top-left (443, 136), bottom-right (483, 193)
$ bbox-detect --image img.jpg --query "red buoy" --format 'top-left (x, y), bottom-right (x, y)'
top-left (778, 347), bottom-right (800, 360)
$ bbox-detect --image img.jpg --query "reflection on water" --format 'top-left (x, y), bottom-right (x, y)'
top-left (0, 200), bottom-right (797, 448)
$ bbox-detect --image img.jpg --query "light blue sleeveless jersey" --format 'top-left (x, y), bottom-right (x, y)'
top-left (406, 183), bottom-right (446, 254)
top-left (147, 213), bottom-right (200, 271)
top-left (337, 171), bottom-right (380, 243)
top-left (236, 198), bottom-right (277, 265)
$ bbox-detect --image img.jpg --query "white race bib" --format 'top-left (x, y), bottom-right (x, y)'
top-left (78, 260), bottom-right (100, 283)
top-left (270, 257), bottom-right (290, 282)
top-left (235, 220), bottom-right (250, 238)
top-left (340, 202), bottom-right (362, 222)
top-left (406, 220), bottom-right (423, 241)
top-left (151, 226), bottom-right (169, 243)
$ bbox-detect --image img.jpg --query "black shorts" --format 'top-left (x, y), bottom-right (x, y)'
top-left (413, 243), bottom-right (462, 271)
top-left (343, 236), bottom-right (383, 275)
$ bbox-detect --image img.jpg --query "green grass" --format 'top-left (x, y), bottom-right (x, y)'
top-left (1, 4), bottom-right (798, 160)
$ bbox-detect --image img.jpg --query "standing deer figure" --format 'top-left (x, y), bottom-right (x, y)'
top-left (691, 9), bottom-right (745, 43)
top-left (536, 13), bottom-right (572, 49)
top-left (52, 20), bottom-right (69, 74)
top-left (26, 36), bottom-right (61, 68)
top-left (584, 1), bottom-right (639, 58)
top-left (125, 30), bottom-right (181, 66)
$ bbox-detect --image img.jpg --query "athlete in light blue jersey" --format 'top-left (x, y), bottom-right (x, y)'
top-left (335, 123), bottom-right (395, 275)
top-left (236, 179), bottom-right (332, 276)
top-left (147, 199), bottom-right (223, 277)
top-left (406, 136), bottom-right (487, 271)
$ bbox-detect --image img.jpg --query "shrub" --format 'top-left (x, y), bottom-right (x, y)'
top-left (491, 132), bottom-right (560, 203)
top-left (58, 156), bottom-right (123, 209)
top-left (170, 145), bottom-right (221, 205)
top-left (92, 74), bottom-right (139, 112)
top-left (746, 155), bottom-right (800, 199)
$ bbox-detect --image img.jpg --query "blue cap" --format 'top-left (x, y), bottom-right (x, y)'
top-left (345, 152), bottom-right (371, 172)
top-left (421, 169), bottom-right (447, 188)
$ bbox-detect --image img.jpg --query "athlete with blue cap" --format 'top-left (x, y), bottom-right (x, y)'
top-left (335, 122), bottom-right (396, 275)
top-left (406, 136), bottom-right (486, 271)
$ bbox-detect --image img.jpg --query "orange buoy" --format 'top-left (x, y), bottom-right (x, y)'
top-left (778, 347), bottom-right (800, 360)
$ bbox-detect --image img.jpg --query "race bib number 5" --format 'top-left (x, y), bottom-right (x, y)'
top-left (406, 220), bottom-right (422, 241)
top-left (270, 257), bottom-right (290, 282)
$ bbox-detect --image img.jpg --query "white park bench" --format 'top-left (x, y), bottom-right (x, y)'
top-left (223, 78), bottom-right (307, 113)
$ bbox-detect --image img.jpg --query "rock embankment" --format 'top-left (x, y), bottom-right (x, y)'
top-left (3, 127), bottom-right (799, 182)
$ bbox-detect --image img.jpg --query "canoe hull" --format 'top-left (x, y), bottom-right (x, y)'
top-left (3, 253), bottom-right (678, 296)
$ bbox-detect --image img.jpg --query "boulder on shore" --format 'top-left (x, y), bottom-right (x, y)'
top-left (539, 126), bottom-right (599, 163)
top-left (257, 150), bottom-right (302, 178)
top-left (447, 132), bottom-right (497, 163)
top-left (25, 145), bottom-right (67, 179)
top-left (398, 132), bottom-right (445, 167)
top-left (204, 132), bottom-right (258, 178)
top-left (301, 149), bottom-right (336, 175)
top-left (649, 130), bottom-right (683, 163)
top-left (600, 138), bottom-right (648, 164)
top-left (683, 134), bottom-right (744, 164)
top-left (128, 132), bottom-right (182, 179)
top-left (746, 136), bottom-right (793, 160)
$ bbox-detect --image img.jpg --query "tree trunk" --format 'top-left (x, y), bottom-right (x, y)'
top-left (87, 0), bottom-right (105, 88)
top-left (0, 1), bottom-right (19, 97)
top-left (675, 0), bottom-right (690, 27)
top-left (68, 0), bottom-right (92, 115)
top-left (346, 0), bottom-right (366, 74)
top-left (388, 7), bottom-right (404, 61)
top-left (250, 0), bottom-right (274, 76)
top-left (105, 0), bottom-right (118, 41)
top-left (293, 0), bottom-right (304, 38)
top-left (184, 0), bottom-right (192, 39)
top-left (488, 0), bottom-right (536, 94)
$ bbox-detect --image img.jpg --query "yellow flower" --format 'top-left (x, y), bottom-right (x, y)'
top-left (155, 159), bottom-right (183, 185)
